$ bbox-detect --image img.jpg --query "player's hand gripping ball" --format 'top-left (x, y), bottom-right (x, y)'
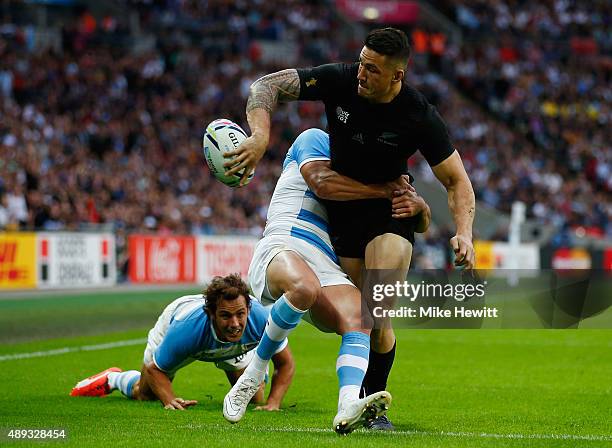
top-left (203, 119), bottom-right (254, 187)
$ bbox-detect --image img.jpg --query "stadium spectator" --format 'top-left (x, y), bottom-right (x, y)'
top-left (425, 0), bottom-right (610, 239)
top-left (0, 192), bottom-right (9, 230)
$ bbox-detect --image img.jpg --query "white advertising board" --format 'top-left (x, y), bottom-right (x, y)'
top-left (38, 232), bottom-right (116, 288)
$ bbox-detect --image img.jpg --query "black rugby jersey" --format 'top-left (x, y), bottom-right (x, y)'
top-left (297, 63), bottom-right (454, 184)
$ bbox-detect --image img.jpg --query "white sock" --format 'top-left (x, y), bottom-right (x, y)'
top-left (338, 385), bottom-right (361, 410)
top-left (108, 370), bottom-right (140, 398)
top-left (244, 352), bottom-right (268, 381)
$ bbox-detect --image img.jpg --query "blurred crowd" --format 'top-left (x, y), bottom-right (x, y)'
top-left (0, 0), bottom-right (610, 257)
top-left (427, 0), bottom-right (611, 239)
top-left (0, 0), bottom-right (336, 239)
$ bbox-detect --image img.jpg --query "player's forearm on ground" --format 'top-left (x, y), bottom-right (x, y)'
top-left (266, 365), bottom-right (293, 407)
top-left (142, 364), bottom-right (176, 406)
top-left (447, 178), bottom-right (475, 238)
top-left (267, 353), bottom-right (295, 407)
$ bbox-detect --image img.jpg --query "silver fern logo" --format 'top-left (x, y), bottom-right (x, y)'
top-left (377, 131), bottom-right (399, 147)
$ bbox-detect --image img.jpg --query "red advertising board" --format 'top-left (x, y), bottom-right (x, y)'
top-left (604, 248), bottom-right (612, 271)
top-left (551, 248), bottom-right (592, 270)
top-left (335, 0), bottom-right (419, 24)
top-left (128, 235), bottom-right (196, 283)
top-left (196, 237), bottom-right (257, 282)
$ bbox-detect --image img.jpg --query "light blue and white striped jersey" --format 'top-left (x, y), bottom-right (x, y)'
top-left (153, 294), bottom-right (284, 374)
top-left (263, 128), bottom-right (337, 263)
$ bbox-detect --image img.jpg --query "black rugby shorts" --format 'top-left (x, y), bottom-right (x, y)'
top-left (325, 199), bottom-right (417, 259)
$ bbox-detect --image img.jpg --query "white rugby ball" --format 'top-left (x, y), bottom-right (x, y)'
top-left (202, 118), bottom-right (254, 187)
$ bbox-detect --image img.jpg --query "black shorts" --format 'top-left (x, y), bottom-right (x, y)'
top-left (325, 199), bottom-right (418, 259)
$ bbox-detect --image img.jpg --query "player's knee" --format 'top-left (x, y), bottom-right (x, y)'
top-left (382, 241), bottom-right (411, 269)
top-left (368, 235), bottom-right (412, 270)
top-left (387, 252), bottom-right (411, 270)
top-left (287, 279), bottom-right (320, 309)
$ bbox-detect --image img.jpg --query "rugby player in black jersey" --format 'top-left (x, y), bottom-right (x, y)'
top-left (224, 27), bottom-right (475, 430)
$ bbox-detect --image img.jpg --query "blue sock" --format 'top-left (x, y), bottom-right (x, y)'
top-left (108, 371), bottom-right (141, 399)
top-left (247, 295), bottom-right (305, 377)
top-left (336, 331), bottom-right (370, 409)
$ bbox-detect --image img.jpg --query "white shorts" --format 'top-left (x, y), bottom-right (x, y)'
top-left (143, 295), bottom-right (257, 374)
top-left (248, 234), bottom-right (354, 331)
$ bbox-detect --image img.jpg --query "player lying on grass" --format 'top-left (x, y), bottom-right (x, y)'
top-left (224, 128), bottom-right (430, 433)
top-left (71, 274), bottom-right (294, 411)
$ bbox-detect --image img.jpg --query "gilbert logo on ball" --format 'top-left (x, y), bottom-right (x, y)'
top-left (203, 119), bottom-right (254, 187)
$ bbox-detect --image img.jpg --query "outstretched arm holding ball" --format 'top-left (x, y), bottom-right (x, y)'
top-left (223, 69), bottom-right (301, 186)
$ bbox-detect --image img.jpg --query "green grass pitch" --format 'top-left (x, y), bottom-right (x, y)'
top-left (0, 289), bottom-right (610, 447)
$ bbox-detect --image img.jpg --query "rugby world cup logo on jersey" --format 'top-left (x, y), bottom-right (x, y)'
top-left (336, 106), bottom-right (350, 124)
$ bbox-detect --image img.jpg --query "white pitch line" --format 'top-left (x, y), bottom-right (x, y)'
top-left (258, 427), bottom-right (612, 442)
top-left (390, 429), bottom-right (611, 442)
top-left (183, 424), bottom-right (612, 442)
top-left (0, 338), bottom-right (146, 361)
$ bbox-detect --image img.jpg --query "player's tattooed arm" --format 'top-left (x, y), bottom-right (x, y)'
top-left (225, 69), bottom-right (300, 184)
top-left (246, 69), bottom-right (301, 114)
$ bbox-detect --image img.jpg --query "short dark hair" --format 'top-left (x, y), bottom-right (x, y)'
top-left (204, 273), bottom-right (251, 314)
top-left (364, 27), bottom-right (411, 65)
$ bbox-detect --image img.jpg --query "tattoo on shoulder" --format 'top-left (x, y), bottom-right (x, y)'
top-left (247, 69), bottom-right (300, 114)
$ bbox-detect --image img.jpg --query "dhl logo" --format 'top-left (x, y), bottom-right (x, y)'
top-left (0, 241), bottom-right (27, 281)
top-left (0, 242), bottom-right (17, 264)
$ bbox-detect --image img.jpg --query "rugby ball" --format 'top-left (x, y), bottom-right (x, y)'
top-left (202, 118), bottom-right (254, 187)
